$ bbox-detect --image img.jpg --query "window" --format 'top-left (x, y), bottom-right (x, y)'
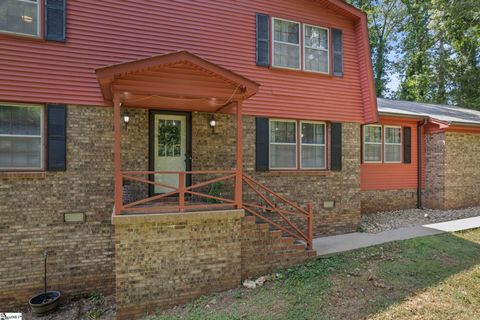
top-left (384, 126), bottom-right (402, 163)
top-left (272, 18), bottom-right (301, 70)
top-left (0, 104), bottom-right (44, 170)
top-left (301, 121), bottom-right (326, 169)
top-left (269, 119), bottom-right (297, 169)
top-left (0, 0), bottom-right (40, 37)
top-left (363, 125), bottom-right (382, 163)
top-left (304, 24), bottom-right (329, 73)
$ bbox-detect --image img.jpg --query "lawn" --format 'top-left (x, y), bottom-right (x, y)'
top-left (147, 228), bottom-right (480, 320)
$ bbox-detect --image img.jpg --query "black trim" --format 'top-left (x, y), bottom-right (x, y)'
top-left (330, 122), bottom-right (342, 171)
top-left (332, 28), bottom-right (343, 76)
top-left (417, 121), bottom-right (425, 208)
top-left (403, 127), bottom-right (412, 164)
top-left (46, 104), bottom-right (67, 171)
top-left (45, 0), bottom-right (67, 42)
top-left (256, 13), bottom-right (270, 67)
top-left (148, 110), bottom-right (192, 196)
top-left (255, 117), bottom-right (269, 171)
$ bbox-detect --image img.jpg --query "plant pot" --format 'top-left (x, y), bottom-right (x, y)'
top-left (29, 291), bottom-right (61, 316)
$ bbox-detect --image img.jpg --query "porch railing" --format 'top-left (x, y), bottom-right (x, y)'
top-left (116, 170), bottom-right (313, 250)
top-left (242, 174), bottom-right (313, 250)
top-left (120, 170), bottom-right (237, 213)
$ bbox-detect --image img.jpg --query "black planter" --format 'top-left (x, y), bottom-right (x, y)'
top-left (29, 291), bottom-right (61, 316)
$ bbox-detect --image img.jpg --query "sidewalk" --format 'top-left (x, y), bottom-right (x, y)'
top-left (313, 216), bottom-right (480, 256)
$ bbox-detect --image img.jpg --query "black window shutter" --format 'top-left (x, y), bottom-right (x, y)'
top-left (256, 13), bottom-right (270, 67)
top-left (403, 127), bottom-right (412, 164)
top-left (45, 0), bottom-right (67, 42)
top-left (332, 29), bottom-right (343, 76)
top-left (255, 117), bottom-right (269, 171)
top-left (47, 104), bottom-right (67, 171)
top-left (331, 123), bottom-right (342, 171)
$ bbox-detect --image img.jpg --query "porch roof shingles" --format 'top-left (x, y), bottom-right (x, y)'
top-left (95, 50), bottom-right (260, 112)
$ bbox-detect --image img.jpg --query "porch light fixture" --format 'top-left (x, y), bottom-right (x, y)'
top-left (209, 115), bottom-right (216, 128)
top-left (122, 109), bottom-right (130, 129)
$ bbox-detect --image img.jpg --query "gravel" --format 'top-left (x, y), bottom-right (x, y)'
top-left (360, 207), bottom-right (480, 234)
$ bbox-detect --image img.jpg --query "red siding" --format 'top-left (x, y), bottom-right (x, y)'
top-left (0, 0), bottom-right (375, 123)
top-left (361, 117), bottom-right (426, 190)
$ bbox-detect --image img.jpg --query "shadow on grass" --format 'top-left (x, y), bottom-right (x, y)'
top-left (148, 229), bottom-right (480, 320)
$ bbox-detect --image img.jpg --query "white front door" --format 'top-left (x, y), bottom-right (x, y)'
top-left (153, 114), bottom-right (187, 194)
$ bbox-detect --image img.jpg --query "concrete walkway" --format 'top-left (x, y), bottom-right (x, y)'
top-left (314, 216), bottom-right (480, 256)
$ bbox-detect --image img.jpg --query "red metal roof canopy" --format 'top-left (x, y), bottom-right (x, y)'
top-left (95, 51), bottom-right (260, 112)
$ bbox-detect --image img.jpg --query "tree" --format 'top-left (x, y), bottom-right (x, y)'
top-left (347, 0), bottom-right (406, 97)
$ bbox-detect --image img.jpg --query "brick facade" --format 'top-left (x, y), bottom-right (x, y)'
top-left (192, 112), bottom-right (362, 236)
top-left (1, 106), bottom-right (361, 311)
top-left (113, 210), bottom-right (315, 320)
top-left (424, 132), bottom-right (446, 209)
top-left (361, 189), bottom-right (418, 214)
top-left (444, 132), bottom-right (480, 208)
top-left (0, 106), bottom-right (117, 308)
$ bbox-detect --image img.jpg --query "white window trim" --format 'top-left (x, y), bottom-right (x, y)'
top-left (269, 119), bottom-right (298, 170)
top-left (271, 17), bottom-right (301, 71)
top-left (303, 24), bottom-right (330, 75)
top-left (0, 0), bottom-right (41, 38)
top-left (0, 102), bottom-right (44, 171)
top-left (384, 125), bottom-right (403, 163)
top-left (300, 120), bottom-right (326, 169)
top-left (363, 124), bottom-right (383, 163)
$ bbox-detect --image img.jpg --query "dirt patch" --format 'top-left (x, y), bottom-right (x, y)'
top-left (21, 294), bottom-right (115, 320)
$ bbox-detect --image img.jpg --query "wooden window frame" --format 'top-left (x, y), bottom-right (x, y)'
top-left (363, 124), bottom-right (383, 163)
top-left (0, 0), bottom-right (42, 38)
top-left (384, 125), bottom-right (403, 163)
top-left (0, 102), bottom-right (45, 171)
top-left (300, 120), bottom-right (327, 169)
top-left (271, 17), bottom-right (302, 71)
top-left (303, 23), bottom-right (330, 75)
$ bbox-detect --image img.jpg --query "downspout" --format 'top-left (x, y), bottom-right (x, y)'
top-left (417, 119), bottom-right (428, 209)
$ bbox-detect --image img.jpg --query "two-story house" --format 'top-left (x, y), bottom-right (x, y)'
top-left (9, 0), bottom-right (480, 318)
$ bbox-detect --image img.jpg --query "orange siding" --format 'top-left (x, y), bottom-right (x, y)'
top-left (0, 0), bottom-right (375, 123)
top-left (361, 117), bottom-right (426, 190)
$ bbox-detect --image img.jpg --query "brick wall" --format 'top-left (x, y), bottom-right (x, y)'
top-left (113, 210), bottom-right (315, 320)
top-left (361, 189), bottom-right (418, 214)
top-left (424, 132), bottom-right (446, 209)
top-left (0, 106), bottom-right (114, 308)
top-left (192, 112), bottom-right (362, 236)
top-left (0, 105), bottom-right (148, 309)
top-left (444, 132), bottom-right (480, 208)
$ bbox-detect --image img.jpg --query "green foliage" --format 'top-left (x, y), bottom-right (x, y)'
top-left (146, 229), bottom-right (480, 320)
top-left (349, 0), bottom-right (479, 109)
top-left (206, 181), bottom-right (225, 203)
top-left (88, 292), bottom-right (103, 304)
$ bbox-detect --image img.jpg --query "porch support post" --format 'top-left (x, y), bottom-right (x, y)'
top-left (113, 93), bottom-right (123, 215)
top-left (235, 100), bottom-right (243, 209)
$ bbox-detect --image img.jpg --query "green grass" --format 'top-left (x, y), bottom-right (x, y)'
top-left (146, 229), bottom-right (480, 320)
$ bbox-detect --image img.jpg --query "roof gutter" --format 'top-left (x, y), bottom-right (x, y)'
top-left (378, 111), bottom-right (429, 120)
top-left (417, 119), bottom-right (428, 209)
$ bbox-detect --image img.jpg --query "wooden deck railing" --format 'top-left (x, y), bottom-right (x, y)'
top-left (242, 174), bottom-right (313, 250)
top-left (119, 170), bottom-right (237, 213)
top-left (116, 170), bottom-right (313, 250)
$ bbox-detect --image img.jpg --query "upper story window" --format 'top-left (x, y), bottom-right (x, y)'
top-left (384, 126), bottom-right (402, 163)
top-left (363, 125), bottom-right (382, 163)
top-left (0, 0), bottom-right (40, 37)
top-left (269, 119), bottom-right (327, 170)
top-left (0, 104), bottom-right (44, 170)
top-left (304, 24), bottom-right (329, 74)
top-left (272, 18), bottom-right (301, 70)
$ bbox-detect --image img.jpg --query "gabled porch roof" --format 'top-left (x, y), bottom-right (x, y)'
top-left (95, 50), bottom-right (260, 112)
